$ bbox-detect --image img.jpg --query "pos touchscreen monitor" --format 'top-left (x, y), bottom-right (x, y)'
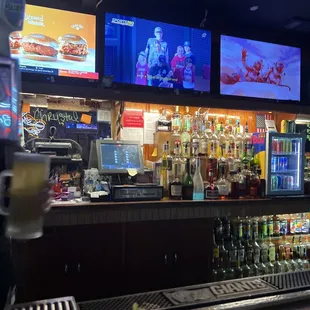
top-left (95, 140), bottom-right (144, 174)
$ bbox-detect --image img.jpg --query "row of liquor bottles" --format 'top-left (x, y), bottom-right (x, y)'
top-left (156, 106), bottom-right (252, 159)
top-left (212, 215), bottom-right (310, 282)
top-left (158, 143), bottom-right (265, 200)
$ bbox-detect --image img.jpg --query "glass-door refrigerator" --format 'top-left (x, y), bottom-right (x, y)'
top-left (266, 132), bottom-right (305, 196)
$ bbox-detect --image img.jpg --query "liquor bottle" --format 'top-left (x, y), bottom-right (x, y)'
top-left (236, 232), bottom-right (245, 267)
top-left (167, 142), bottom-right (174, 185)
top-left (172, 142), bottom-right (185, 181)
top-left (192, 157), bottom-right (204, 200)
top-left (236, 167), bottom-right (246, 198)
top-left (160, 143), bottom-right (169, 198)
top-left (245, 233), bottom-right (254, 264)
top-left (182, 106), bottom-right (192, 133)
top-left (226, 146), bottom-right (235, 174)
top-left (273, 215), bottom-right (280, 237)
top-left (156, 108), bottom-right (171, 131)
top-left (218, 123), bottom-right (227, 157)
top-left (260, 235), bottom-right (269, 263)
top-left (222, 217), bottom-right (231, 246)
top-left (257, 167), bottom-right (266, 198)
top-left (274, 253), bottom-right (282, 274)
top-left (280, 234), bottom-right (292, 262)
top-left (251, 217), bottom-right (259, 241)
top-left (281, 251), bottom-right (290, 273)
top-left (295, 213), bottom-right (302, 235)
top-left (280, 214), bottom-right (288, 236)
top-left (215, 166), bottom-right (229, 199)
top-left (296, 245), bottom-right (304, 271)
top-left (249, 167), bottom-right (260, 198)
top-left (227, 126), bottom-right (236, 157)
top-left (181, 117), bottom-right (191, 158)
top-left (242, 164), bottom-right (251, 197)
top-left (205, 169), bottom-right (219, 200)
top-left (249, 256), bottom-right (259, 277)
top-left (252, 233), bottom-right (261, 265)
top-left (243, 122), bottom-right (251, 146)
top-left (219, 237), bottom-right (228, 262)
top-left (242, 144), bottom-right (249, 168)
top-left (212, 232), bottom-right (220, 265)
top-left (217, 257), bottom-right (226, 281)
top-left (212, 257), bottom-right (219, 282)
top-left (214, 217), bottom-right (223, 243)
top-left (257, 252), bottom-right (268, 275)
top-left (172, 105), bottom-right (181, 133)
top-left (235, 124), bottom-right (243, 158)
top-left (190, 146), bottom-right (199, 176)
top-left (258, 216), bottom-right (268, 240)
top-left (243, 216), bottom-right (252, 243)
top-left (242, 256), bottom-right (251, 278)
top-left (234, 146), bottom-right (242, 171)
top-left (230, 171), bottom-right (240, 199)
top-left (191, 111), bottom-right (201, 156)
top-left (207, 142), bottom-right (218, 180)
top-left (290, 253), bottom-right (297, 272)
top-left (234, 256), bottom-right (243, 279)
top-left (267, 235), bottom-right (276, 263)
top-left (199, 129), bottom-right (209, 157)
top-left (298, 235), bottom-right (305, 258)
top-left (302, 213), bottom-right (310, 234)
top-left (227, 235), bottom-right (237, 269)
top-left (169, 165), bottom-right (183, 200)
top-left (265, 251), bottom-right (275, 274)
top-left (225, 253), bottom-right (235, 280)
top-left (303, 248), bottom-right (309, 270)
top-left (209, 120), bottom-right (219, 159)
top-left (267, 216), bottom-right (274, 237)
top-left (182, 158), bottom-right (193, 200)
top-left (249, 145), bottom-right (256, 170)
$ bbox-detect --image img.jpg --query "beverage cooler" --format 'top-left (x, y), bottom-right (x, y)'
top-left (266, 133), bottom-right (305, 196)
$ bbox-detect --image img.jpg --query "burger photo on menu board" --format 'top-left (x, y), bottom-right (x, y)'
top-left (21, 34), bottom-right (59, 61)
top-left (58, 34), bottom-right (89, 62)
top-left (10, 32), bottom-right (22, 54)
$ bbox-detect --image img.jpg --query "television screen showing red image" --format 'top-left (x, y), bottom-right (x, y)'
top-left (220, 35), bottom-right (301, 101)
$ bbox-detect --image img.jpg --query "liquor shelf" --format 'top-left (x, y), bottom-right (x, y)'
top-left (47, 196), bottom-right (310, 226)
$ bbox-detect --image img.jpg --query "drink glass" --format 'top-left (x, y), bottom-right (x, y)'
top-left (0, 152), bottom-right (50, 239)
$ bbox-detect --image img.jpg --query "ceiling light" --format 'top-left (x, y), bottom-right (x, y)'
top-left (250, 5), bottom-right (258, 11)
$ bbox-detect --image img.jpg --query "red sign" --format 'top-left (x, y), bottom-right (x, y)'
top-left (123, 110), bottom-right (144, 128)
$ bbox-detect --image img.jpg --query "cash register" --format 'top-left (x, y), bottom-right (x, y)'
top-left (88, 139), bottom-right (163, 201)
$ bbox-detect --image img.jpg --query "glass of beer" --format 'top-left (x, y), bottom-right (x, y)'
top-left (0, 152), bottom-right (50, 239)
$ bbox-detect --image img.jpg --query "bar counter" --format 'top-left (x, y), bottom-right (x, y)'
top-left (47, 196), bottom-right (310, 226)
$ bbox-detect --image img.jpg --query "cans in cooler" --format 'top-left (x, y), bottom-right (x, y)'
top-left (282, 157), bottom-right (288, 171)
top-left (292, 140), bottom-right (298, 153)
top-left (276, 139), bottom-right (283, 153)
top-left (271, 175), bottom-right (278, 191)
top-left (277, 175), bottom-right (283, 189)
top-left (271, 157), bottom-right (277, 172)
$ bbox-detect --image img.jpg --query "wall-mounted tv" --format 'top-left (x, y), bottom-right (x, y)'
top-left (220, 35), bottom-right (301, 101)
top-left (10, 4), bottom-right (98, 80)
top-left (104, 13), bottom-right (211, 92)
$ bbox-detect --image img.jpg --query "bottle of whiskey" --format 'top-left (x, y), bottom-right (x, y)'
top-left (169, 165), bottom-right (183, 200)
top-left (182, 158), bottom-right (193, 200)
top-left (181, 107), bottom-right (192, 158)
top-left (205, 169), bottom-right (219, 200)
top-left (207, 142), bottom-right (218, 179)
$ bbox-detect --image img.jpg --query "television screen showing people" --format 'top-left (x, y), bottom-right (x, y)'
top-left (220, 35), bottom-right (301, 101)
top-left (104, 13), bottom-right (211, 92)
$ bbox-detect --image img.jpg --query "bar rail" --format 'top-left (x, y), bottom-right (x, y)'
top-left (46, 196), bottom-right (310, 226)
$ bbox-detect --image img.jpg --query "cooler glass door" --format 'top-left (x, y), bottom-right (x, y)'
top-left (267, 133), bottom-right (305, 196)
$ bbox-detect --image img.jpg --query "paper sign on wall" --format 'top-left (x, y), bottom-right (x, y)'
top-left (123, 110), bottom-right (144, 128)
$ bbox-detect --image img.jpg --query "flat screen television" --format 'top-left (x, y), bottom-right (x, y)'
top-left (220, 35), bottom-right (301, 101)
top-left (104, 13), bottom-right (211, 92)
top-left (10, 4), bottom-right (98, 80)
